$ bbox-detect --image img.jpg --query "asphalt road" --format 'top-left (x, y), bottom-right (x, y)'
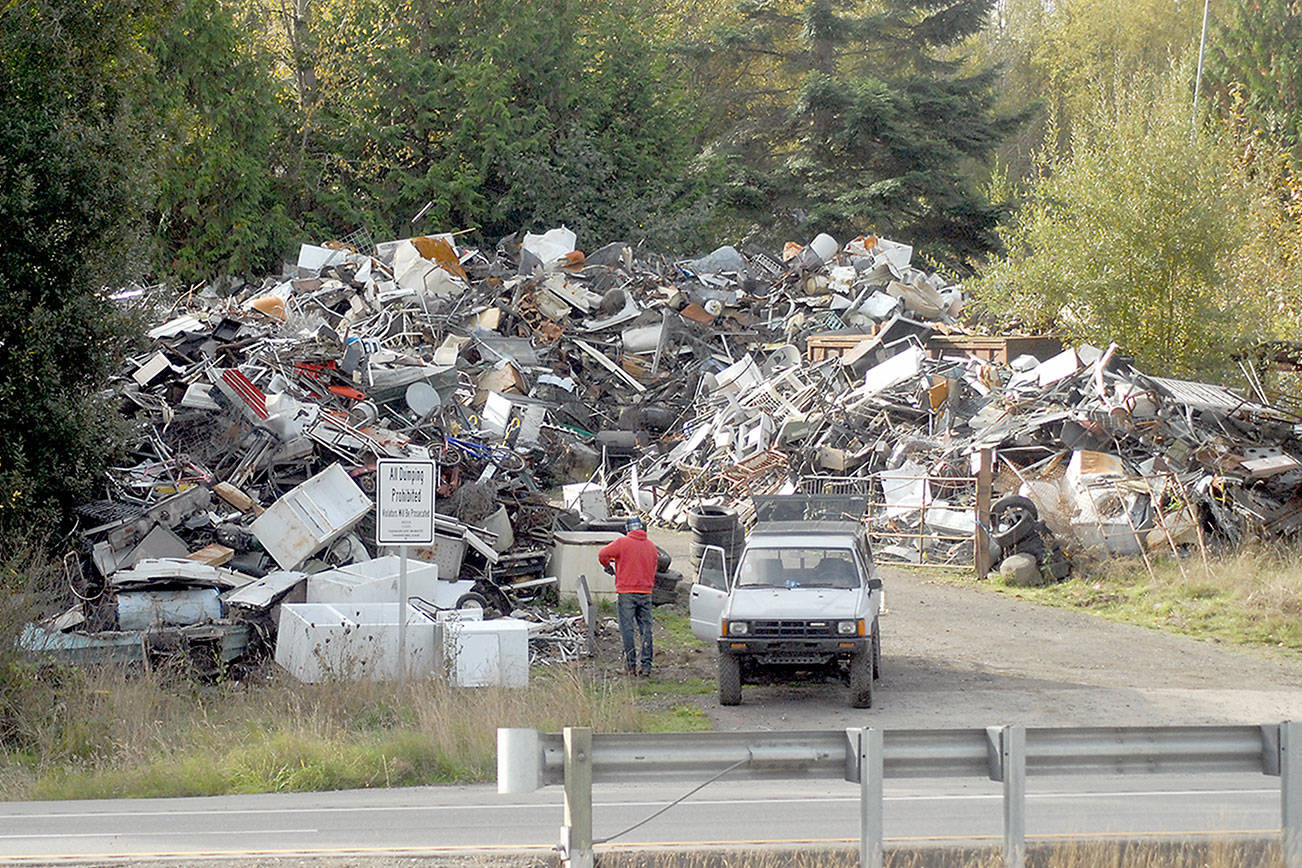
top-left (0, 775), bottom-right (1282, 863)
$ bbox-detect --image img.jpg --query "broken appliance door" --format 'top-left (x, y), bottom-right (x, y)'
top-left (689, 544), bottom-right (729, 642)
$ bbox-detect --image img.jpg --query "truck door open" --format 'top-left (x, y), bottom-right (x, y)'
top-left (689, 544), bottom-right (728, 642)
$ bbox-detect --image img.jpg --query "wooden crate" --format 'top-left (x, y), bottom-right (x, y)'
top-left (805, 332), bottom-right (878, 362)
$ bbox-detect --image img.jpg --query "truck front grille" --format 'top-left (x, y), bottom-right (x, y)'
top-left (750, 620), bottom-right (837, 638)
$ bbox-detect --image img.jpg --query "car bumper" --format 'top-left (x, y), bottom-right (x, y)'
top-left (717, 637), bottom-right (867, 657)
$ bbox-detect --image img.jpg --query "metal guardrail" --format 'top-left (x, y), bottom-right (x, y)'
top-left (498, 722), bottom-right (1302, 868)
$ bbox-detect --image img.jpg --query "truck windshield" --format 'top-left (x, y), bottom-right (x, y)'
top-left (735, 548), bottom-right (860, 589)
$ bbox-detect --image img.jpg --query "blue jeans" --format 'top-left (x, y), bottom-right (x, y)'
top-left (617, 593), bottom-right (653, 673)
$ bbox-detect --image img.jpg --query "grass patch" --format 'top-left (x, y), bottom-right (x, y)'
top-left (0, 542), bottom-right (718, 801)
top-left (974, 546), bottom-right (1302, 653)
top-left (0, 662), bottom-right (698, 801)
top-left (657, 609), bottom-right (699, 650)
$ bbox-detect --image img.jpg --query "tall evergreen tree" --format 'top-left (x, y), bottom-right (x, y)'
top-left (1205, 0), bottom-right (1302, 161)
top-left (697, 0), bottom-right (1020, 268)
top-left (301, 0), bottom-right (701, 246)
top-left (150, 0), bottom-right (297, 284)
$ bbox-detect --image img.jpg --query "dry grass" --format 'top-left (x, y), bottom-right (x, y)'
top-left (0, 541), bottom-right (696, 801)
top-left (95, 842), bottom-right (1277, 867)
top-left (595, 838), bottom-right (1277, 867)
top-left (0, 662), bottom-right (658, 800)
top-left (992, 544), bottom-right (1302, 653)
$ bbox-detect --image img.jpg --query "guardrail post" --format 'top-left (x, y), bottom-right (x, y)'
top-left (1002, 725), bottom-right (1026, 868)
top-left (497, 728), bottom-right (541, 794)
top-left (1284, 721), bottom-right (1302, 868)
top-left (562, 726), bottom-right (594, 868)
top-left (857, 727), bottom-right (884, 868)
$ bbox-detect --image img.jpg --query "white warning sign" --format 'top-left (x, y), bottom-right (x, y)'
top-left (375, 459), bottom-right (436, 545)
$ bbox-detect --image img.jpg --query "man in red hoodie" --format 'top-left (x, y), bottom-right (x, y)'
top-left (599, 516), bottom-right (657, 676)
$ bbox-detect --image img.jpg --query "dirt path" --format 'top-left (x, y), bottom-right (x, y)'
top-left (651, 529), bottom-right (1302, 730)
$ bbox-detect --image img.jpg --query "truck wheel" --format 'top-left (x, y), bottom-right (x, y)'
top-left (718, 652), bottom-right (742, 706)
top-left (871, 624), bottom-right (882, 680)
top-left (849, 652), bottom-right (873, 708)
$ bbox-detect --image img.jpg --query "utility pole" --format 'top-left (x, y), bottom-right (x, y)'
top-left (1192, 0), bottom-right (1211, 130)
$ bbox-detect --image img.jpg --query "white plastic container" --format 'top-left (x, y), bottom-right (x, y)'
top-left (275, 602), bottom-right (435, 683)
top-left (809, 233), bottom-right (839, 263)
top-left (443, 617), bottom-right (530, 687)
top-left (306, 556), bottom-right (468, 607)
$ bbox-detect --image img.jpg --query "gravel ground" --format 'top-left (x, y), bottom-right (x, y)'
top-left (651, 530), bottom-right (1302, 730)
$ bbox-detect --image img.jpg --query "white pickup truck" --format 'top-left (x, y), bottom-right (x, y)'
top-left (689, 495), bottom-right (883, 707)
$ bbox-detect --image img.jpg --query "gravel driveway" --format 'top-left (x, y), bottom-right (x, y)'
top-left (652, 527), bottom-right (1302, 730)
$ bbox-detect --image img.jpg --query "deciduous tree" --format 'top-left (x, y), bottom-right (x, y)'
top-left (971, 72), bottom-right (1247, 379)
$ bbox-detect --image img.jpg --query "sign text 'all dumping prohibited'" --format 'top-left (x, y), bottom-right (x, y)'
top-left (375, 459), bottom-right (436, 545)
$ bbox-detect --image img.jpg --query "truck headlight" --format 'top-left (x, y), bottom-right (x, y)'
top-left (727, 621), bottom-right (749, 636)
top-left (837, 620), bottom-right (862, 636)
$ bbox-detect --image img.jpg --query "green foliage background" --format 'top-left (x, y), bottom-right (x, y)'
top-left (4, 0), bottom-right (1302, 537)
top-left (0, 0), bottom-right (149, 536)
top-left (971, 73), bottom-right (1244, 379)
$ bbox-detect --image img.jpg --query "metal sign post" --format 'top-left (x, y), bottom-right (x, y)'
top-left (375, 459), bottom-right (436, 686)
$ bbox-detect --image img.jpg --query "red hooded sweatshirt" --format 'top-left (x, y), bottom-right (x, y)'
top-left (598, 529), bottom-right (657, 594)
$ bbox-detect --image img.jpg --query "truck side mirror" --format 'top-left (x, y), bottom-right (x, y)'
top-left (867, 577), bottom-right (882, 591)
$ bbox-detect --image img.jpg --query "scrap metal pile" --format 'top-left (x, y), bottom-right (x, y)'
top-left (26, 223), bottom-right (1302, 670)
top-left (610, 323), bottom-right (1302, 579)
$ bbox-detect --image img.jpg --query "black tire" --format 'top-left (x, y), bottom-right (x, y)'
top-left (871, 623), bottom-right (882, 680)
top-left (849, 652), bottom-right (873, 708)
top-left (651, 586), bottom-right (677, 606)
top-left (718, 652), bottom-right (742, 705)
top-left (656, 546), bottom-right (672, 573)
top-left (688, 506), bottom-right (739, 533)
top-left (694, 526), bottom-right (744, 547)
top-left (990, 494), bottom-right (1039, 548)
top-left (690, 540), bottom-right (743, 559)
top-left (654, 569), bottom-right (681, 589)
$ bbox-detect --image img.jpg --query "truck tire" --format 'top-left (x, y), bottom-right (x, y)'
top-left (718, 652), bottom-right (742, 706)
top-left (849, 652), bottom-right (873, 708)
top-left (871, 623), bottom-right (882, 680)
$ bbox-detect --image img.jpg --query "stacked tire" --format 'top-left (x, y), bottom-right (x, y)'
top-left (990, 494), bottom-right (1070, 583)
top-left (688, 506), bottom-right (744, 577)
top-left (652, 546), bottom-right (680, 606)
